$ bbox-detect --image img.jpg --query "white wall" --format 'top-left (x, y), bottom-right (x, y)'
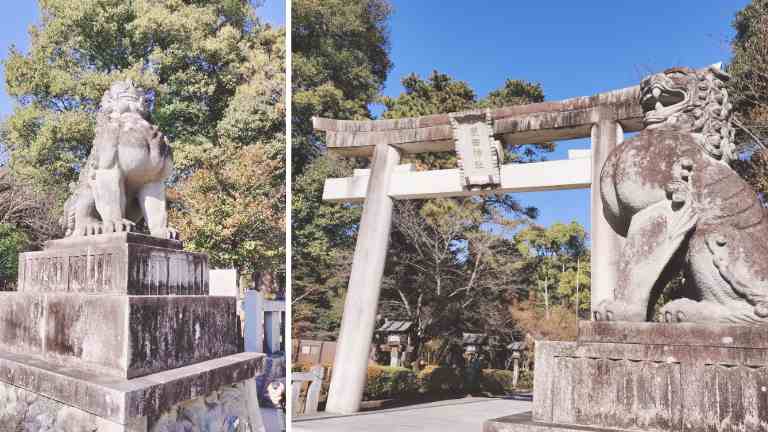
top-left (209, 269), bottom-right (238, 297)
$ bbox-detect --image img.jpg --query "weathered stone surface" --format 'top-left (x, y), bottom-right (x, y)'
top-left (18, 233), bottom-right (208, 295)
top-left (0, 294), bottom-right (44, 355)
top-left (594, 65), bottom-right (768, 325)
top-left (0, 382), bottom-right (146, 432)
top-left (579, 320), bottom-right (768, 348)
top-left (533, 322), bottom-right (768, 432)
top-left (46, 232), bottom-right (182, 251)
top-left (325, 143), bottom-right (401, 415)
top-left (149, 383), bottom-right (251, 432)
top-left (450, 109), bottom-right (502, 190)
top-left (0, 294), bottom-right (240, 378)
top-left (313, 84), bottom-right (644, 157)
top-left (127, 296), bottom-right (241, 377)
top-left (485, 412), bottom-right (618, 432)
top-left (0, 349), bottom-right (264, 425)
top-left (61, 81), bottom-right (178, 241)
top-left (0, 378), bottom-right (260, 431)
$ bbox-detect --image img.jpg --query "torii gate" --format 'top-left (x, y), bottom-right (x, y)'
top-left (313, 84), bottom-right (644, 414)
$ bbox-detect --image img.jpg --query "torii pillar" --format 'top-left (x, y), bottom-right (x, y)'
top-left (325, 142), bottom-right (401, 414)
top-left (314, 84), bottom-right (643, 414)
top-left (589, 108), bottom-right (625, 309)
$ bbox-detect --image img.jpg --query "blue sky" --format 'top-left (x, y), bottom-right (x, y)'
top-left (0, 0), bottom-right (752, 236)
top-left (0, 0), bottom-right (285, 119)
top-left (376, 0), bottom-right (750, 234)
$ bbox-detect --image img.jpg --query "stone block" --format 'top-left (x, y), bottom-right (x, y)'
top-left (0, 383), bottom-right (146, 432)
top-left (578, 320), bottom-right (768, 348)
top-left (17, 233), bottom-right (208, 295)
top-left (0, 294), bottom-right (241, 378)
top-left (0, 350), bottom-right (264, 429)
top-left (531, 322), bottom-right (768, 432)
top-left (0, 294), bottom-right (44, 355)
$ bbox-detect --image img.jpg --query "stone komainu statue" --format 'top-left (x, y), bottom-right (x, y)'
top-left (61, 80), bottom-right (178, 239)
top-left (595, 65), bottom-right (768, 324)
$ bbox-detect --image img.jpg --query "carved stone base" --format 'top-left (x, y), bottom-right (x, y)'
top-left (0, 293), bottom-right (241, 378)
top-left (0, 349), bottom-right (264, 431)
top-left (0, 233), bottom-right (262, 430)
top-left (18, 233), bottom-right (208, 295)
top-left (0, 376), bottom-right (257, 432)
top-left (1, 233), bottom-right (238, 378)
top-left (528, 321), bottom-right (768, 432)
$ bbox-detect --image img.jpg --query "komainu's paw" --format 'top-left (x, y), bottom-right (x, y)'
top-left (593, 300), bottom-right (646, 322)
top-left (103, 219), bottom-right (136, 234)
top-left (80, 222), bottom-right (103, 236)
top-left (659, 298), bottom-right (709, 323)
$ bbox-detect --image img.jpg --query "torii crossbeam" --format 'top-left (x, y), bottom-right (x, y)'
top-left (314, 83), bottom-right (644, 414)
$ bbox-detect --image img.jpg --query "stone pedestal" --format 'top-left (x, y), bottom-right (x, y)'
top-left (486, 321), bottom-right (768, 432)
top-left (0, 234), bottom-right (264, 431)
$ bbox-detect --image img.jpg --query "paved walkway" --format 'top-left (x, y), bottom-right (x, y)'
top-left (292, 396), bottom-right (533, 432)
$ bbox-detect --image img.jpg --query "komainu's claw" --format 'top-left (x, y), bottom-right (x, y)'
top-left (594, 299), bottom-right (646, 322)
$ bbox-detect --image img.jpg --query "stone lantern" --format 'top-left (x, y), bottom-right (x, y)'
top-left (375, 319), bottom-right (414, 367)
top-left (507, 341), bottom-right (525, 387)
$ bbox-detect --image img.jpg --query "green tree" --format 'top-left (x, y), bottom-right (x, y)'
top-left (292, 0), bottom-right (392, 174)
top-left (729, 0), bottom-right (768, 199)
top-left (0, 224), bottom-right (28, 283)
top-left (2, 0), bottom-right (284, 277)
top-left (291, 0), bottom-right (393, 337)
top-left (514, 222), bottom-right (590, 318)
top-left (170, 27), bottom-right (286, 277)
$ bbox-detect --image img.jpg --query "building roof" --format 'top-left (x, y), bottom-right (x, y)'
top-left (376, 320), bottom-right (413, 333)
top-left (462, 333), bottom-right (488, 345)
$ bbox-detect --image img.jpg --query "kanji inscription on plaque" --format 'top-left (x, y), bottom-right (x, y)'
top-left (450, 109), bottom-right (502, 190)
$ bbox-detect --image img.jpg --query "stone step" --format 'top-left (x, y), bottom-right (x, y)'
top-left (0, 293), bottom-right (241, 379)
top-left (578, 320), bottom-right (768, 348)
top-left (485, 412), bottom-right (626, 432)
top-left (0, 349), bottom-right (264, 425)
top-left (17, 232), bottom-right (208, 295)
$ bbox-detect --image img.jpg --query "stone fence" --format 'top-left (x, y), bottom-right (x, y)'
top-left (245, 289), bottom-right (286, 355)
top-left (0, 277), bottom-right (14, 292)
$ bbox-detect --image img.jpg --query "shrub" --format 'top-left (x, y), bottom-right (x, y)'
top-left (417, 366), bottom-right (465, 395)
top-left (517, 368), bottom-right (534, 389)
top-left (0, 224), bottom-right (28, 281)
top-left (292, 363), bottom-right (418, 403)
top-left (364, 365), bottom-right (418, 400)
top-left (480, 369), bottom-right (516, 394)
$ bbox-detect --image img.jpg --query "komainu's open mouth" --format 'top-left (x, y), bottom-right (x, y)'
top-left (641, 80), bottom-right (689, 126)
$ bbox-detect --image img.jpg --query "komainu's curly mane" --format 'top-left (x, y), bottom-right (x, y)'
top-left (640, 65), bottom-right (736, 162)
